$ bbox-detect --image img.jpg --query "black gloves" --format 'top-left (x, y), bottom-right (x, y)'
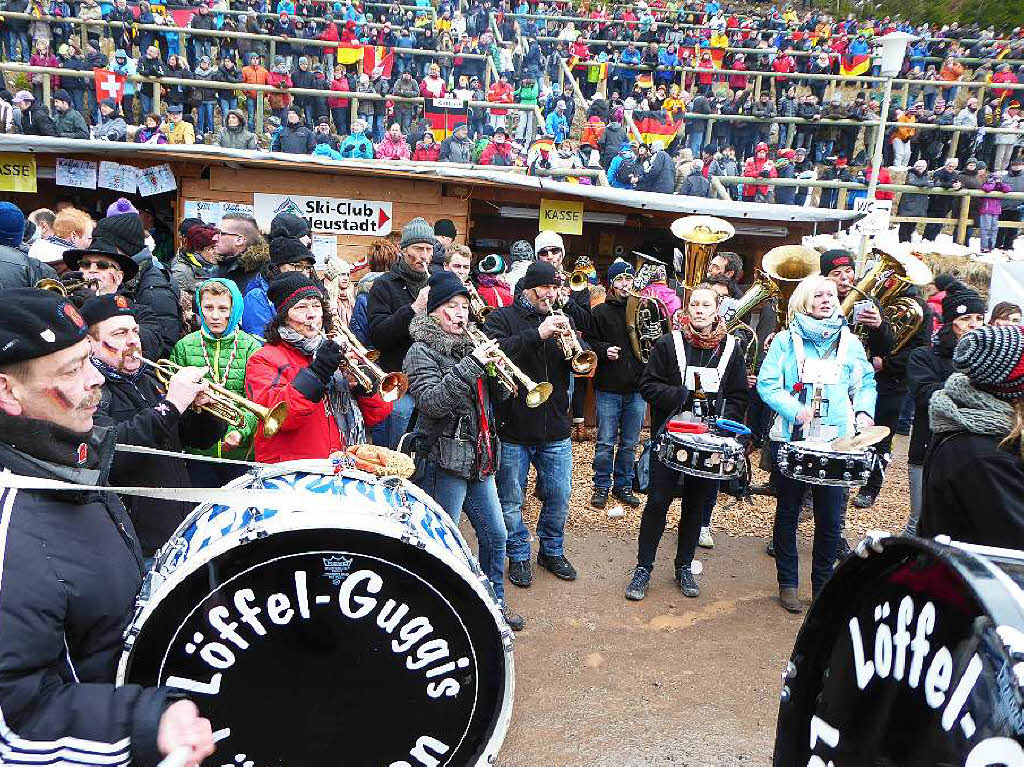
top-left (308, 338), bottom-right (342, 384)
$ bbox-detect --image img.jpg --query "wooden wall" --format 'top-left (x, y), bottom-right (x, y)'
top-left (180, 167), bottom-right (471, 264)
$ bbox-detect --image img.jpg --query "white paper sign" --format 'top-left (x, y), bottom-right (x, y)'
top-left (253, 193), bottom-right (393, 236)
top-left (311, 234), bottom-right (337, 270)
top-left (98, 161), bottom-right (138, 194)
top-left (55, 158), bottom-right (97, 189)
top-left (850, 198), bottom-right (892, 237)
top-left (182, 200), bottom-right (255, 225)
top-left (137, 164), bottom-right (177, 197)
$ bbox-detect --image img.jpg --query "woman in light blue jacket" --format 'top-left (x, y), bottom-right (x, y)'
top-left (757, 274), bottom-right (876, 614)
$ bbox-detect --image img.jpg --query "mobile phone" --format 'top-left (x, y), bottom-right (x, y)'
top-left (853, 300), bottom-right (874, 323)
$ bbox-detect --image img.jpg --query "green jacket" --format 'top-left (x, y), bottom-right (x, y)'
top-left (169, 329), bottom-right (263, 459)
top-left (515, 82), bottom-right (539, 106)
top-left (53, 107), bottom-right (89, 139)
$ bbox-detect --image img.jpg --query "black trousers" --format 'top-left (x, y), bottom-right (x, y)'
top-left (862, 389), bottom-right (904, 496)
top-left (898, 222), bottom-right (918, 243)
top-left (997, 208), bottom-right (1021, 250)
top-left (636, 455), bottom-right (718, 572)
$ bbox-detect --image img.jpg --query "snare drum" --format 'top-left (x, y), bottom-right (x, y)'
top-left (776, 440), bottom-right (876, 487)
top-left (775, 535), bottom-right (1024, 765)
top-left (117, 460), bottom-right (514, 767)
top-left (656, 430), bottom-right (745, 479)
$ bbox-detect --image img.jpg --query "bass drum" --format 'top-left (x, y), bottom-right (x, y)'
top-left (117, 460), bottom-right (514, 767)
top-left (775, 535), bottom-right (1024, 766)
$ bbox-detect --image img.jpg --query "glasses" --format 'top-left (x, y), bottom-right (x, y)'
top-left (81, 259), bottom-right (119, 271)
top-left (218, 230), bottom-right (245, 241)
top-left (538, 248), bottom-right (563, 257)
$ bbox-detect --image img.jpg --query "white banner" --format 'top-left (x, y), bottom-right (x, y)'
top-left (55, 158), bottom-right (97, 189)
top-left (253, 193), bottom-right (393, 236)
top-left (988, 262), bottom-right (1024, 316)
top-left (182, 200), bottom-right (255, 226)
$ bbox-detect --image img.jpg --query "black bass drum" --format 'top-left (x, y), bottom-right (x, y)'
top-left (775, 534), bottom-right (1024, 766)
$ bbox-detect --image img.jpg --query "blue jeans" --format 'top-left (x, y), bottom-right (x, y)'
top-left (197, 101), bottom-right (215, 136)
top-left (897, 390), bottom-right (915, 432)
top-left (770, 441), bottom-right (845, 593)
top-left (592, 390), bottom-right (646, 491)
top-left (139, 89), bottom-right (154, 117)
top-left (814, 139), bottom-right (834, 163)
top-left (247, 96), bottom-right (258, 127)
top-left (371, 392), bottom-right (414, 450)
top-left (497, 439), bottom-right (572, 562)
top-left (417, 462), bottom-right (507, 603)
top-left (218, 96), bottom-right (237, 122)
top-left (5, 30), bottom-right (29, 62)
top-left (688, 130), bottom-right (704, 155)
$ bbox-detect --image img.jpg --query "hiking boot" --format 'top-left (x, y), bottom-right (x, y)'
top-left (676, 566), bottom-right (699, 598)
top-left (836, 536), bottom-right (852, 561)
top-left (779, 587), bottom-right (803, 614)
top-left (852, 490), bottom-right (876, 509)
top-left (502, 606), bottom-right (525, 631)
top-left (698, 526), bottom-right (714, 549)
top-left (591, 487), bottom-right (609, 510)
top-left (612, 487), bottom-right (642, 508)
top-left (625, 566), bottom-right (651, 601)
top-left (508, 559), bottom-right (533, 588)
top-left (537, 552), bottom-right (578, 581)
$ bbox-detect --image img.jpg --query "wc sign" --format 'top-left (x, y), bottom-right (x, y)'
top-left (253, 193), bottom-right (393, 236)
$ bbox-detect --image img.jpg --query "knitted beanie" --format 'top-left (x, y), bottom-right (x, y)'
top-left (433, 218), bottom-right (457, 240)
top-left (535, 229), bottom-right (564, 256)
top-left (106, 197), bottom-right (139, 218)
top-left (0, 202), bottom-right (26, 248)
top-left (509, 240), bottom-right (534, 264)
top-left (953, 325), bottom-right (1024, 401)
top-left (94, 213), bottom-right (145, 256)
top-left (269, 236), bottom-right (315, 267)
top-left (185, 224), bottom-right (219, 252)
top-left (521, 260), bottom-right (560, 290)
top-left (401, 217), bottom-right (435, 249)
top-left (268, 272), bottom-right (322, 315)
top-left (819, 248), bottom-right (855, 275)
top-left (269, 212), bottom-right (311, 241)
top-left (939, 277), bottom-right (986, 324)
top-left (426, 270), bottom-right (469, 314)
top-left (607, 257), bottom-right (634, 282)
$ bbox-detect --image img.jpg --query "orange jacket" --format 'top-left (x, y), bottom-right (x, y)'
top-left (242, 64), bottom-right (269, 100)
top-left (895, 113), bottom-right (916, 141)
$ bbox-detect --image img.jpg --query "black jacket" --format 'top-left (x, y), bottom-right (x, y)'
top-left (920, 431), bottom-right (1024, 548)
top-left (639, 330), bottom-right (748, 436)
top-left (0, 244), bottom-right (56, 289)
top-left (0, 421), bottom-right (169, 766)
top-left (367, 266), bottom-right (425, 373)
top-left (586, 296), bottom-right (645, 394)
top-left (20, 104), bottom-right (56, 136)
top-left (126, 252), bottom-right (182, 359)
top-left (906, 325), bottom-right (957, 464)
top-left (99, 369), bottom-right (224, 555)
top-left (482, 301), bottom-right (577, 445)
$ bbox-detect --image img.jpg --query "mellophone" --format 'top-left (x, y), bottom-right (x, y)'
top-left (656, 417), bottom-right (751, 480)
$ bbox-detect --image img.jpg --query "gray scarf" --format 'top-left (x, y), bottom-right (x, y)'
top-left (278, 326), bottom-right (366, 447)
top-left (929, 373), bottom-right (1015, 438)
top-left (393, 258), bottom-right (430, 294)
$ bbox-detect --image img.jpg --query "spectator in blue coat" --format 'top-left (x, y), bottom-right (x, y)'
top-left (241, 217), bottom-right (314, 337)
top-left (545, 100), bottom-right (569, 143)
top-left (338, 119), bottom-right (375, 158)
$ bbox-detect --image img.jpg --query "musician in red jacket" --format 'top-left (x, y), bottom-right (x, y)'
top-left (245, 272), bottom-right (391, 463)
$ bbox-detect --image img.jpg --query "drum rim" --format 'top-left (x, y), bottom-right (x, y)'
top-left (119, 515), bottom-right (517, 763)
top-left (655, 435), bottom-right (744, 479)
top-left (775, 534), bottom-right (1024, 762)
top-left (777, 441), bottom-right (875, 487)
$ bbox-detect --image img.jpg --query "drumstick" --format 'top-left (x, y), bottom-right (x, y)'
top-left (157, 747), bottom-right (191, 767)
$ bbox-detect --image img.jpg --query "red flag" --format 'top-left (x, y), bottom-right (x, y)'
top-left (363, 46), bottom-right (394, 79)
top-left (93, 68), bottom-right (126, 104)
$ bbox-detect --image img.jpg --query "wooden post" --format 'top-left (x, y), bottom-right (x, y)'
top-left (178, 31), bottom-right (187, 56)
top-left (753, 73), bottom-right (762, 100)
top-left (152, 80), bottom-right (161, 115)
top-left (269, 39), bottom-right (276, 65)
top-left (956, 194), bottom-right (971, 245)
top-left (837, 187), bottom-right (848, 211)
top-left (42, 74), bottom-right (52, 107)
top-left (255, 86), bottom-right (264, 132)
top-left (901, 81), bottom-right (910, 108)
top-left (949, 130), bottom-right (960, 162)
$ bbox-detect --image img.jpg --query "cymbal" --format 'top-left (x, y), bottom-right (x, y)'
top-left (832, 426), bottom-right (891, 451)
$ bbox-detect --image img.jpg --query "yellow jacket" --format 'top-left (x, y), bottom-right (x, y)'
top-left (164, 119), bottom-right (196, 145)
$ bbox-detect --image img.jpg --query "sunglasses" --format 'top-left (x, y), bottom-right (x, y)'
top-left (81, 259), bottom-right (120, 271)
top-left (538, 248), bottom-right (563, 256)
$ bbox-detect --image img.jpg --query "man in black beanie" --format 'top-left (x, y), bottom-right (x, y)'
top-left (366, 217), bottom-right (435, 448)
top-left (483, 259), bottom-right (588, 587)
top-left (0, 288), bottom-right (215, 766)
top-left (905, 275), bottom-right (986, 534)
top-left (83, 294), bottom-right (225, 557)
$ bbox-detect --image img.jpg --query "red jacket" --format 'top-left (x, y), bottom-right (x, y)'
top-left (328, 75), bottom-right (350, 108)
top-left (477, 277), bottom-right (512, 309)
top-left (246, 341), bottom-right (392, 463)
top-left (486, 82), bottom-right (513, 115)
top-left (412, 140), bottom-right (441, 161)
top-left (479, 140), bottom-right (514, 165)
top-left (742, 155), bottom-right (777, 197)
top-left (865, 166), bottom-right (893, 200)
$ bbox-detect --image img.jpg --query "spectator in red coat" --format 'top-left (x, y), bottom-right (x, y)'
top-left (742, 141), bottom-right (777, 202)
top-left (420, 63), bottom-right (448, 99)
top-left (412, 132), bottom-right (442, 161)
top-left (328, 69), bottom-right (350, 135)
top-left (245, 272), bottom-right (392, 463)
top-left (479, 127), bottom-right (515, 165)
top-left (727, 53), bottom-right (748, 92)
top-left (864, 164), bottom-right (894, 201)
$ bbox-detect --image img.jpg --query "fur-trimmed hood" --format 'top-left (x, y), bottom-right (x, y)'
top-left (238, 239), bottom-right (269, 273)
top-left (408, 311), bottom-right (474, 359)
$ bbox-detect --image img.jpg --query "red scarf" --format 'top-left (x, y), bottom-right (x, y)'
top-left (679, 315), bottom-right (727, 350)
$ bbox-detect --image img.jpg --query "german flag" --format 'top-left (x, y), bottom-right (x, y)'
top-left (633, 110), bottom-right (676, 147)
top-left (636, 72), bottom-right (654, 90)
top-left (695, 45), bottom-right (725, 69)
top-left (336, 41), bottom-right (363, 65)
top-left (363, 46), bottom-right (394, 79)
top-left (840, 54), bottom-right (871, 77)
top-left (423, 97), bottom-right (468, 141)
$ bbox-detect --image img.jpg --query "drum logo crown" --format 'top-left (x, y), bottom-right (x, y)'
top-left (323, 555), bottom-right (355, 585)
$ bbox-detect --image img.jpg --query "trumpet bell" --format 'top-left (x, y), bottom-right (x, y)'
top-left (571, 350), bottom-right (598, 375)
top-left (670, 215), bottom-right (736, 244)
top-left (262, 402), bottom-right (289, 438)
top-left (569, 271), bottom-right (590, 291)
top-left (526, 381), bottom-right (554, 408)
top-left (380, 372), bottom-right (410, 403)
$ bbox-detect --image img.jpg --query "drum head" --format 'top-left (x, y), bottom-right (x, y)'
top-left (123, 523), bottom-right (511, 766)
top-left (775, 536), bottom-right (1024, 765)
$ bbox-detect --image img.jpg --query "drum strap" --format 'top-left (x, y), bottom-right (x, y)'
top-left (670, 331), bottom-right (736, 413)
top-left (790, 328), bottom-right (856, 437)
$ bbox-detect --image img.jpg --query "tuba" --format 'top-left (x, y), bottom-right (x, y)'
top-left (840, 249), bottom-right (932, 354)
top-left (624, 252), bottom-right (672, 364)
top-left (761, 245), bottom-right (821, 328)
top-left (724, 270), bottom-right (781, 374)
top-left (669, 215), bottom-right (736, 306)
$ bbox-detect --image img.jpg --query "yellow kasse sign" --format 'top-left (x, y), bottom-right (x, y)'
top-left (0, 153), bottom-right (36, 193)
top-left (539, 199), bottom-right (583, 236)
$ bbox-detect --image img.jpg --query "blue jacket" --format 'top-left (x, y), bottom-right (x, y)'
top-left (545, 111), bottom-right (568, 143)
top-left (312, 142), bottom-right (345, 160)
top-left (757, 319), bottom-right (876, 443)
top-left (607, 149), bottom-right (635, 189)
top-left (241, 273), bottom-right (273, 337)
top-left (339, 133), bottom-right (374, 159)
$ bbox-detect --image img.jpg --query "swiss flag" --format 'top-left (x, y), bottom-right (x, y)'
top-left (93, 68), bottom-right (126, 104)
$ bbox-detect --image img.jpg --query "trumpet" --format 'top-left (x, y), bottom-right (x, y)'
top-left (568, 270), bottom-right (590, 291)
top-left (464, 324), bottom-right (552, 408)
top-left (331, 324), bottom-right (409, 403)
top-left (465, 280), bottom-right (493, 323)
top-left (138, 356), bottom-right (288, 437)
top-left (544, 300), bottom-right (598, 375)
top-left (35, 277), bottom-right (99, 296)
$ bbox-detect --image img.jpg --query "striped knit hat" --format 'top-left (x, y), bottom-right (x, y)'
top-left (953, 325), bottom-right (1024, 401)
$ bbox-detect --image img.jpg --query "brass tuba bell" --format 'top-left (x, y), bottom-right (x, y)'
top-left (761, 245), bottom-right (821, 328)
top-left (840, 249), bottom-right (932, 354)
top-left (669, 215), bottom-right (736, 305)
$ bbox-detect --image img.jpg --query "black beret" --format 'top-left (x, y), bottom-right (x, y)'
top-left (0, 288), bottom-right (89, 365)
top-left (80, 294), bottom-right (137, 327)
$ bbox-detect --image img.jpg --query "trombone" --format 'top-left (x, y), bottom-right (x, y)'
top-left (544, 300), bottom-right (598, 375)
top-left (137, 356), bottom-right (288, 437)
top-left (331, 324), bottom-right (409, 403)
top-left (35, 277), bottom-right (98, 296)
top-left (464, 324), bottom-right (552, 407)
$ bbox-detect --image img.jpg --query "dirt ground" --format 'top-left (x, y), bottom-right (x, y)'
top-left (470, 435), bottom-right (914, 766)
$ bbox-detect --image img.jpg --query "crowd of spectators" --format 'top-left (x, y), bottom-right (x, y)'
top-left (0, 0), bottom-right (1023, 237)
